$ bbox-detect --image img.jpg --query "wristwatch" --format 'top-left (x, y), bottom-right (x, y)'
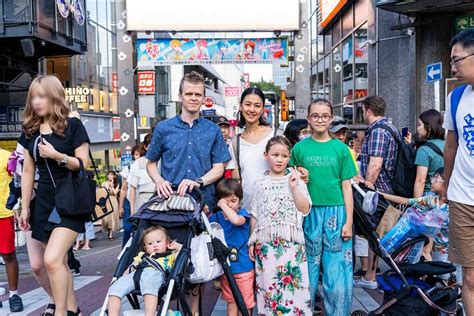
top-left (58, 154), bottom-right (68, 167)
top-left (195, 178), bottom-right (204, 188)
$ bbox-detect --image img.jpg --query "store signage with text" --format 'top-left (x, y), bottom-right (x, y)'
top-left (203, 97), bottom-right (215, 108)
top-left (112, 73), bottom-right (119, 93)
top-left (319, 0), bottom-right (348, 29)
top-left (137, 71), bottom-right (155, 94)
top-left (225, 86), bottom-right (240, 97)
top-left (65, 87), bottom-right (91, 103)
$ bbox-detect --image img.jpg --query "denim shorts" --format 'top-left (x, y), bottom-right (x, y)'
top-left (108, 268), bottom-right (165, 298)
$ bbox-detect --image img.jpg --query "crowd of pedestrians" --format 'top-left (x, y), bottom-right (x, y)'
top-left (1, 28), bottom-right (473, 316)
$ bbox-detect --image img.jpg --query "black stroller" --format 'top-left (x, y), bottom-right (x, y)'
top-left (351, 184), bottom-right (462, 316)
top-left (99, 190), bottom-right (249, 316)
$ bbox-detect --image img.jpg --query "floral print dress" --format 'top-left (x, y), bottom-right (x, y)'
top-left (249, 172), bottom-right (312, 315)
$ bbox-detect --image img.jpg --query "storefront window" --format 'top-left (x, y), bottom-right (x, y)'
top-left (332, 20), bottom-right (341, 46)
top-left (324, 33), bottom-right (331, 54)
top-left (342, 36), bottom-right (353, 103)
top-left (87, 0), bottom-right (97, 24)
top-left (355, 100), bottom-right (365, 125)
top-left (354, 0), bottom-right (368, 27)
top-left (343, 104), bottom-right (354, 124)
top-left (342, 7), bottom-right (353, 38)
top-left (324, 56), bottom-right (330, 100)
top-left (332, 45), bottom-right (342, 105)
top-left (317, 60), bottom-right (324, 99)
top-left (354, 23), bottom-right (368, 101)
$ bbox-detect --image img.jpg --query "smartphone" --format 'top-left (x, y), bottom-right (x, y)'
top-left (47, 207), bottom-right (62, 224)
top-left (401, 127), bottom-right (409, 137)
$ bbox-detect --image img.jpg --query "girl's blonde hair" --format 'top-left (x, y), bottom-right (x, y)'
top-left (22, 75), bottom-right (70, 138)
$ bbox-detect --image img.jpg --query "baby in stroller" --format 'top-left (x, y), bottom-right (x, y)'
top-left (380, 167), bottom-right (450, 266)
top-left (107, 226), bottom-right (182, 316)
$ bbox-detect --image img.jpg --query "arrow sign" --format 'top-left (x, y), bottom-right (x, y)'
top-left (426, 62), bottom-right (442, 83)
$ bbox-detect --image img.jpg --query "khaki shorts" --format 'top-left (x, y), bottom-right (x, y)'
top-left (448, 201), bottom-right (474, 267)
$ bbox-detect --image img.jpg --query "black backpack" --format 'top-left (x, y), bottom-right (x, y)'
top-left (378, 125), bottom-right (417, 197)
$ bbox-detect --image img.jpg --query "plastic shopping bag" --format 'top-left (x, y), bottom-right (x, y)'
top-left (380, 213), bottom-right (414, 253)
top-left (188, 222), bottom-right (227, 283)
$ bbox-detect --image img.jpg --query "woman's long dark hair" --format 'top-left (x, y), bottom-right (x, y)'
top-left (283, 119), bottom-right (310, 148)
top-left (237, 87), bottom-right (270, 128)
top-left (419, 109), bottom-right (445, 140)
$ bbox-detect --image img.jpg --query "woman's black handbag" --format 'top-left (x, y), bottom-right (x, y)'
top-left (46, 158), bottom-right (96, 219)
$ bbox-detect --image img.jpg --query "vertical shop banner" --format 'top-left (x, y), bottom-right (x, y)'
top-left (0, 106), bottom-right (24, 139)
top-left (112, 73), bottom-right (119, 93)
top-left (137, 71), bottom-right (156, 94)
top-left (136, 38), bottom-right (288, 66)
top-left (112, 117), bottom-right (121, 141)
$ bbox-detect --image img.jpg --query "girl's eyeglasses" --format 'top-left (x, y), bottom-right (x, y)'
top-left (309, 114), bottom-right (332, 122)
top-left (430, 176), bottom-right (444, 184)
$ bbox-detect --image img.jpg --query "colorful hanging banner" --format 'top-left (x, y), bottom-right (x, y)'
top-left (136, 38), bottom-right (288, 66)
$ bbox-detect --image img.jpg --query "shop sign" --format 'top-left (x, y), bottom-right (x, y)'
top-left (0, 106), bottom-right (24, 139)
top-left (202, 109), bottom-right (216, 116)
top-left (112, 73), bottom-right (119, 93)
top-left (203, 97), bottom-right (215, 108)
top-left (319, 0), bottom-right (348, 29)
top-left (112, 117), bottom-right (121, 141)
top-left (65, 86), bottom-right (91, 103)
top-left (225, 86), bottom-right (240, 97)
top-left (455, 15), bottom-right (474, 32)
top-left (121, 154), bottom-right (134, 170)
top-left (56, 0), bottom-right (85, 25)
top-left (137, 71), bottom-right (155, 94)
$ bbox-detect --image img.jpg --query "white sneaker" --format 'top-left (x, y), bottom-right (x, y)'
top-left (354, 277), bottom-right (378, 290)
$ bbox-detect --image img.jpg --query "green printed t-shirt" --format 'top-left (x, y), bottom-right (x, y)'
top-left (290, 137), bottom-right (357, 206)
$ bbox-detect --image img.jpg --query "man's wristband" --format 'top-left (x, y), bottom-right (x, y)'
top-left (195, 178), bottom-right (204, 187)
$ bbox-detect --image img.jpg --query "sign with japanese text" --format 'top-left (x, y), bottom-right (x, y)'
top-left (112, 117), bottom-right (121, 141)
top-left (0, 106), bottom-right (24, 139)
top-left (455, 15), bottom-right (474, 32)
top-left (112, 73), bottom-right (119, 93)
top-left (136, 38), bottom-right (288, 66)
top-left (137, 71), bottom-right (156, 94)
top-left (225, 86), bottom-right (241, 97)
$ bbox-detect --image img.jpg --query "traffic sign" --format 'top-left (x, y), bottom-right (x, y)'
top-left (426, 62), bottom-right (442, 83)
top-left (202, 109), bottom-right (216, 116)
top-left (203, 97), bottom-right (215, 108)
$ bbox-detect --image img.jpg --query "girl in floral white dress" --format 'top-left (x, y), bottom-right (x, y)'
top-left (248, 136), bottom-right (312, 315)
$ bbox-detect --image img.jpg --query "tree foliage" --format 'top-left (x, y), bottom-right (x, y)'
top-left (249, 80), bottom-right (281, 96)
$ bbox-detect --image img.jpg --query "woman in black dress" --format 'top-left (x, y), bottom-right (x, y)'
top-left (18, 75), bottom-right (90, 316)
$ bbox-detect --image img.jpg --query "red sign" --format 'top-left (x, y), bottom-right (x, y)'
top-left (242, 73), bottom-right (250, 89)
top-left (225, 86), bottom-right (240, 97)
top-left (112, 117), bottom-right (121, 141)
top-left (112, 73), bottom-right (118, 93)
top-left (137, 71), bottom-right (155, 94)
top-left (203, 97), bottom-right (215, 108)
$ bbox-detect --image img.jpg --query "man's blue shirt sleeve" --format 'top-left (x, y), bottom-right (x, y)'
top-left (146, 126), bottom-right (164, 162)
top-left (211, 129), bottom-right (232, 164)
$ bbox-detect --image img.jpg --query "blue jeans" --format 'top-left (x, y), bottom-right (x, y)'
top-left (304, 205), bottom-right (353, 316)
top-left (122, 199), bottom-right (132, 248)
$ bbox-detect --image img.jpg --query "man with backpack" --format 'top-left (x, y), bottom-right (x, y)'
top-left (443, 28), bottom-right (474, 315)
top-left (355, 95), bottom-right (402, 290)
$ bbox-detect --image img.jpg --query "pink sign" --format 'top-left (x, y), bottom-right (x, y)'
top-left (225, 86), bottom-right (240, 97)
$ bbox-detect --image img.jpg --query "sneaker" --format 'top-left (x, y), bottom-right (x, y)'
top-left (71, 268), bottom-right (81, 277)
top-left (9, 294), bottom-right (24, 312)
top-left (354, 277), bottom-right (378, 290)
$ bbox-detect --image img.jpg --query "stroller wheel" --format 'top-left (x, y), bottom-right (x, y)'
top-left (351, 310), bottom-right (368, 316)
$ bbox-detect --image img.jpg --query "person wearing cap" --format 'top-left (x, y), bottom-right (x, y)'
top-left (330, 116), bottom-right (359, 172)
top-left (212, 115), bottom-right (237, 179)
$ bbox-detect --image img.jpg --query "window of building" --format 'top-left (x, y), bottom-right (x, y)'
top-left (342, 36), bottom-right (353, 103)
top-left (354, 0), bottom-right (368, 27)
top-left (317, 60), bottom-right (324, 99)
top-left (354, 23), bottom-right (368, 103)
top-left (332, 20), bottom-right (341, 46)
top-left (324, 56), bottom-right (331, 100)
top-left (342, 6), bottom-right (353, 38)
top-left (332, 45), bottom-right (342, 105)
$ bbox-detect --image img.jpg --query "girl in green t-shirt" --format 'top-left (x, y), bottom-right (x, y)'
top-left (290, 99), bottom-right (357, 315)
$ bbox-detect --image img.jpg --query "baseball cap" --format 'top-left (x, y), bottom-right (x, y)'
top-left (211, 115), bottom-right (231, 126)
top-left (329, 116), bottom-right (348, 133)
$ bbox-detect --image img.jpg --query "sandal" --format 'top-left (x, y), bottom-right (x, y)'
top-left (40, 303), bottom-right (55, 316)
top-left (67, 307), bottom-right (81, 316)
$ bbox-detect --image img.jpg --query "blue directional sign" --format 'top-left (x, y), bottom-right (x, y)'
top-left (426, 62), bottom-right (442, 83)
top-left (202, 109), bottom-right (216, 116)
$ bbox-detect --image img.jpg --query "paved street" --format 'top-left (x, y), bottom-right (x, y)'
top-left (0, 225), bottom-right (385, 315)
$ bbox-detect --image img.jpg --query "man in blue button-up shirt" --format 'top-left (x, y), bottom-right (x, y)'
top-left (146, 71), bottom-right (231, 210)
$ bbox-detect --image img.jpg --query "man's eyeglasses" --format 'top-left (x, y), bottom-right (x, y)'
top-left (309, 114), bottom-right (332, 122)
top-left (450, 53), bottom-right (474, 67)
